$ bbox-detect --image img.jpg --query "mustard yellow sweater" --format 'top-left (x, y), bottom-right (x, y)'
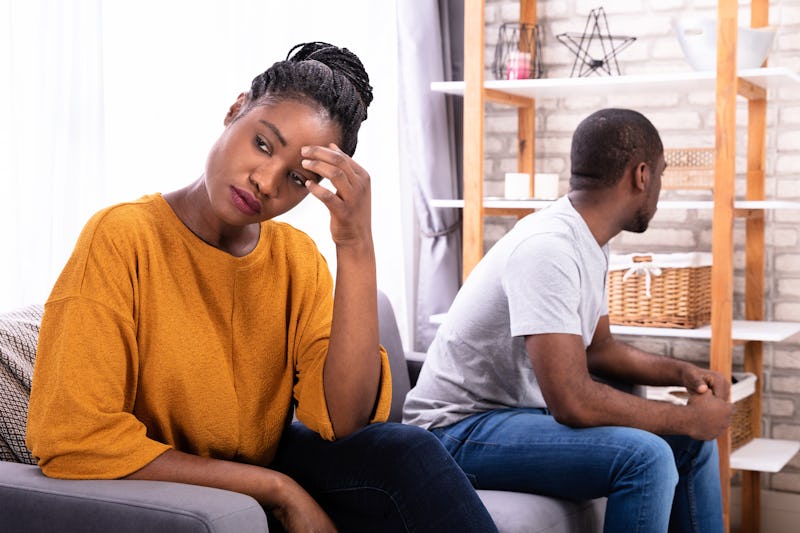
top-left (26, 194), bottom-right (391, 479)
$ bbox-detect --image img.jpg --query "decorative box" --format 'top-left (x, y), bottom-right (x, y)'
top-left (662, 147), bottom-right (715, 190)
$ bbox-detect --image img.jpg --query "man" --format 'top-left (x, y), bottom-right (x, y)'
top-left (403, 108), bottom-right (732, 532)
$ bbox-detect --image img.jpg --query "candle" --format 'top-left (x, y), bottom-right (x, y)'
top-left (506, 51), bottom-right (532, 80)
top-left (504, 172), bottom-right (532, 199)
top-left (534, 173), bottom-right (560, 199)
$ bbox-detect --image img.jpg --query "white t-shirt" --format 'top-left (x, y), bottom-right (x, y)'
top-left (403, 196), bottom-right (609, 430)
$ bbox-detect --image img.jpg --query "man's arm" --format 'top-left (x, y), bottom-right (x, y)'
top-left (524, 321), bottom-right (732, 440)
top-left (586, 315), bottom-right (731, 399)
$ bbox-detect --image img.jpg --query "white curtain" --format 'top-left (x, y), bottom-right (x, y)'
top-left (0, 0), bottom-right (106, 310)
top-left (397, 0), bottom-right (462, 351)
top-left (1, 0), bottom-right (413, 345)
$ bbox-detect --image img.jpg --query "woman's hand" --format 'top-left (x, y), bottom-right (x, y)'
top-left (270, 473), bottom-right (338, 533)
top-left (301, 143), bottom-right (373, 249)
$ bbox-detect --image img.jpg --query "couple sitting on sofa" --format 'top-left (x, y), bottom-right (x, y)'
top-left (24, 40), bottom-right (731, 532)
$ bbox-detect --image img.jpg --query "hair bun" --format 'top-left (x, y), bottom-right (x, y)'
top-left (286, 41), bottom-right (373, 110)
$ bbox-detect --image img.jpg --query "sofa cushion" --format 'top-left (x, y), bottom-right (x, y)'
top-left (478, 490), bottom-right (605, 533)
top-left (0, 304), bottom-right (43, 464)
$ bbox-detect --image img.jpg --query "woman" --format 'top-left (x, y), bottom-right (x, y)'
top-left (26, 42), bottom-right (497, 532)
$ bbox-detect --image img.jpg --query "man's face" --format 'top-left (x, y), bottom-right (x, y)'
top-left (626, 153), bottom-right (665, 234)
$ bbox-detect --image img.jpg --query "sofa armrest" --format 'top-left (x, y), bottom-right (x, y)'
top-left (0, 462), bottom-right (269, 533)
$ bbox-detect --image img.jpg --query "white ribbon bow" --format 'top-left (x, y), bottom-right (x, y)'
top-left (622, 262), bottom-right (662, 299)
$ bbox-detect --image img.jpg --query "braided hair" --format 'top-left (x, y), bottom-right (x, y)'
top-left (569, 108), bottom-right (663, 191)
top-left (245, 41), bottom-right (373, 157)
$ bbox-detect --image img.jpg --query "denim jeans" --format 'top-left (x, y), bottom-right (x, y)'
top-left (431, 408), bottom-right (723, 533)
top-left (269, 421), bottom-right (498, 532)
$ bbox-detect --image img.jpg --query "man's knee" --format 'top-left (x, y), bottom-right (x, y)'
top-left (617, 430), bottom-right (679, 491)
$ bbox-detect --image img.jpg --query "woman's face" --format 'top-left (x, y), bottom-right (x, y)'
top-left (203, 97), bottom-right (341, 225)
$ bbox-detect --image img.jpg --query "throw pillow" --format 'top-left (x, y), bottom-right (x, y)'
top-left (0, 304), bottom-right (43, 464)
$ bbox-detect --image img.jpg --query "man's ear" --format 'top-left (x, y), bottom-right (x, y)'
top-left (224, 93), bottom-right (248, 126)
top-left (633, 161), bottom-right (649, 192)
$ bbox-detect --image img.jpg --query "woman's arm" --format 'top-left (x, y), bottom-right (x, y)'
top-left (302, 144), bottom-right (382, 437)
top-left (126, 449), bottom-right (336, 532)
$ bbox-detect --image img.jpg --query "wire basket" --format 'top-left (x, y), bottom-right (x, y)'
top-left (608, 253), bottom-right (712, 329)
top-left (492, 23), bottom-right (543, 80)
top-left (662, 147), bottom-right (715, 190)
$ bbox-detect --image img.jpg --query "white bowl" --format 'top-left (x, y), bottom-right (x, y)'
top-left (674, 17), bottom-right (776, 71)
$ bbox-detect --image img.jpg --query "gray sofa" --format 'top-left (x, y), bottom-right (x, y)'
top-left (0, 296), bottom-right (605, 532)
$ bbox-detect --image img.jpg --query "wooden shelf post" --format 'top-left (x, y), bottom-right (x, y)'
top-left (742, 2), bottom-right (770, 531)
top-left (711, 0), bottom-right (738, 530)
top-left (462, 0), bottom-right (485, 279)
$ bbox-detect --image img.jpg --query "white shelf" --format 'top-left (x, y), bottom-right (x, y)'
top-left (731, 438), bottom-right (800, 473)
top-left (610, 320), bottom-right (800, 343)
top-left (431, 198), bottom-right (800, 210)
top-left (432, 313), bottom-right (800, 342)
top-left (431, 67), bottom-right (800, 100)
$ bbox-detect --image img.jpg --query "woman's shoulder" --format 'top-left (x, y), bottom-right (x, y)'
top-left (86, 194), bottom-right (164, 231)
top-left (74, 194), bottom-right (168, 256)
top-left (265, 220), bottom-right (320, 252)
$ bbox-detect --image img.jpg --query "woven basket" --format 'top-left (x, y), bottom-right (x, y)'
top-left (731, 394), bottom-right (756, 450)
top-left (662, 147), bottom-right (715, 190)
top-left (608, 253), bottom-right (712, 329)
top-left (645, 372), bottom-right (756, 451)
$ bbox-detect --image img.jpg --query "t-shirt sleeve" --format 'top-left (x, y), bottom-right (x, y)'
top-left (502, 233), bottom-right (583, 338)
top-left (26, 214), bottom-right (171, 479)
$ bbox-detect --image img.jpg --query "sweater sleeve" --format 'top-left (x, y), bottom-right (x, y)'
top-left (26, 209), bottom-right (171, 479)
top-left (291, 253), bottom-right (392, 440)
top-left (27, 299), bottom-right (171, 479)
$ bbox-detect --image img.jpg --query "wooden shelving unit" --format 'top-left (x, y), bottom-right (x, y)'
top-left (444, 0), bottom-right (799, 530)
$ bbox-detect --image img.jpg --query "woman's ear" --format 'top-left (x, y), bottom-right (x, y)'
top-left (224, 93), bottom-right (248, 126)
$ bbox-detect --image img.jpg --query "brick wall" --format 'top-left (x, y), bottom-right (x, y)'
top-left (483, 0), bottom-right (800, 494)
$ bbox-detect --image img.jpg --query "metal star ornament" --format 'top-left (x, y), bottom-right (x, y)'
top-left (557, 7), bottom-right (636, 77)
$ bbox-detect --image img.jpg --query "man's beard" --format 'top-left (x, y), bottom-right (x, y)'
top-left (625, 205), bottom-right (651, 234)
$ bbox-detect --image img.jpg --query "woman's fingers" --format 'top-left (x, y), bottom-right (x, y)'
top-left (301, 144), bottom-right (367, 196)
top-left (301, 143), bottom-right (370, 212)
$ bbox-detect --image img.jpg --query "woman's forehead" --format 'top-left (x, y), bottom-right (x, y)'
top-left (245, 99), bottom-right (341, 145)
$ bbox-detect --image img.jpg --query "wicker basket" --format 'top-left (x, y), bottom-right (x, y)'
top-left (662, 147), bottom-right (715, 190)
top-left (608, 253), bottom-right (712, 329)
top-left (645, 372), bottom-right (756, 451)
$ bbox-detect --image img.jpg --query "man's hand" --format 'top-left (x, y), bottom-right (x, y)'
top-left (682, 366), bottom-right (731, 402)
top-left (684, 390), bottom-right (734, 441)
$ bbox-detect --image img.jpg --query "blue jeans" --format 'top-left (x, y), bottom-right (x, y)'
top-left (269, 421), bottom-right (498, 532)
top-left (431, 409), bottom-right (723, 533)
